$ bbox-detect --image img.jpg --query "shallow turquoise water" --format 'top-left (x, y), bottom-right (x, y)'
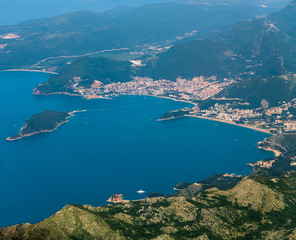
top-left (0, 71), bottom-right (273, 227)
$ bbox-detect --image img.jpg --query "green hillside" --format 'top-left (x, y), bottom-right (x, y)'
top-left (219, 1), bottom-right (296, 76)
top-left (7, 111), bottom-right (71, 141)
top-left (218, 74), bottom-right (296, 108)
top-left (142, 40), bottom-right (243, 80)
top-left (35, 57), bottom-right (133, 94)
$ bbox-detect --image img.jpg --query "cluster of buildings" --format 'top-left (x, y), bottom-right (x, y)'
top-left (189, 98), bottom-right (296, 134)
top-left (284, 122), bottom-right (296, 132)
top-left (129, 30), bottom-right (198, 56)
top-left (265, 107), bottom-right (283, 116)
top-left (217, 173), bottom-right (243, 181)
top-left (72, 76), bottom-right (234, 101)
top-left (107, 194), bottom-right (123, 203)
top-left (71, 73), bottom-right (296, 135)
top-left (197, 103), bottom-right (262, 122)
top-left (264, 100), bottom-right (296, 132)
top-left (247, 160), bottom-right (276, 169)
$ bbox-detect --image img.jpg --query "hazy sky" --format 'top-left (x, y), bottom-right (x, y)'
top-left (0, 0), bottom-right (173, 25)
top-left (0, 0), bottom-right (290, 25)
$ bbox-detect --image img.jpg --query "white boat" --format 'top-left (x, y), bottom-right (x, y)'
top-left (137, 190), bottom-right (146, 194)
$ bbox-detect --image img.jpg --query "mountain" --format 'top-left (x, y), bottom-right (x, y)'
top-left (142, 40), bottom-right (243, 80)
top-left (0, 1), bottom-right (284, 70)
top-left (198, 73), bottom-right (296, 111)
top-left (0, 0), bottom-right (289, 25)
top-left (216, 74), bottom-right (296, 108)
top-left (146, 1), bottom-right (296, 80)
top-left (217, 0), bottom-right (296, 76)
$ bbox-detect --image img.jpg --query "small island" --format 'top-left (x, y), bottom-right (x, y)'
top-left (6, 110), bottom-right (74, 141)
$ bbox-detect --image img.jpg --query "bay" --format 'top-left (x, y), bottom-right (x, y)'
top-left (0, 71), bottom-right (273, 227)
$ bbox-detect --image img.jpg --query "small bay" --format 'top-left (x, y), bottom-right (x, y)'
top-left (0, 71), bottom-right (273, 227)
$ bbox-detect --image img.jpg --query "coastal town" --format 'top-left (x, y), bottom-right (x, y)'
top-left (68, 73), bottom-right (296, 136)
top-left (182, 98), bottom-right (296, 134)
top-left (71, 75), bottom-right (235, 101)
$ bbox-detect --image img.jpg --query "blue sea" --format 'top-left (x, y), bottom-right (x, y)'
top-left (0, 71), bottom-right (273, 227)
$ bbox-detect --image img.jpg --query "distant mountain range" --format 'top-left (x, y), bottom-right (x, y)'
top-left (0, 1), bottom-right (286, 70)
top-left (0, 0), bottom-right (289, 25)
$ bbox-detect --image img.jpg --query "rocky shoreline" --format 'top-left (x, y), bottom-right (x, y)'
top-left (33, 88), bottom-right (80, 97)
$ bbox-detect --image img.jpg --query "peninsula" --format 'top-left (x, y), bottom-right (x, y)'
top-left (6, 110), bottom-right (74, 141)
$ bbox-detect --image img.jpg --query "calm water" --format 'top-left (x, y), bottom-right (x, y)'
top-left (0, 71), bottom-right (273, 227)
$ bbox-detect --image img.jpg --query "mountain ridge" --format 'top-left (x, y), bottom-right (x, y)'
top-left (0, 1), bottom-right (285, 70)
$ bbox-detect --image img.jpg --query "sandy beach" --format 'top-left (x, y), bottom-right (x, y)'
top-left (184, 115), bottom-right (273, 135)
top-left (257, 146), bottom-right (282, 157)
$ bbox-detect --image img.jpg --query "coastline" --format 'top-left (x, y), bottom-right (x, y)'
top-left (82, 93), bottom-right (197, 105)
top-left (35, 90), bottom-right (273, 136)
top-left (157, 115), bottom-right (185, 122)
top-left (257, 145), bottom-right (282, 157)
top-left (184, 115), bottom-right (273, 135)
top-left (32, 87), bottom-right (274, 137)
top-left (6, 110), bottom-right (82, 142)
top-left (0, 69), bottom-right (277, 138)
top-left (153, 95), bottom-right (197, 107)
top-left (0, 69), bottom-right (57, 74)
top-left (185, 115), bottom-right (283, 157)
top-left (33, 89), bottom-right (81, 97)
top-left (152, 95), bottom-right (280, 159)
top-left (133, 94), bottom-right (197, 107)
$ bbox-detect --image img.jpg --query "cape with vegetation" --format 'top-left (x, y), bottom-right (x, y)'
top-left (6, 110), bottom-right (72, 141)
